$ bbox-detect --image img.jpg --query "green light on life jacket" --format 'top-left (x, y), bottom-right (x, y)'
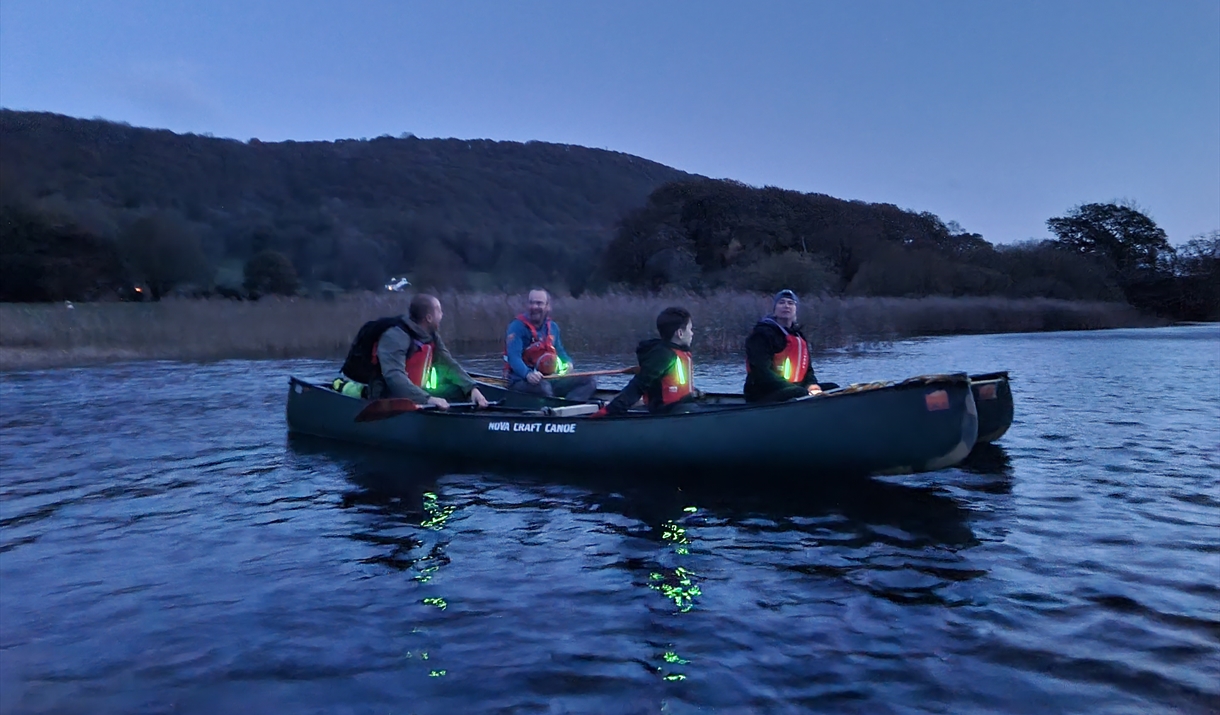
top-left (675, 358), bottom-right (686, 385)
top-left (783, 357), bottom-right (792, 381)
top-left (426, 367), bottom-right (438, 390)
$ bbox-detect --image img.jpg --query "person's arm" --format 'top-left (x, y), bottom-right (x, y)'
top-left (432, 332), bottom-right (476, 394)
top-left (605, 350), bottom-right (672, 414)
top-left (504, 321), bottom-right (532, 379)
top-left (801, 357), bottom-right (820, 388)
top-left (378, 327), bottom-right (432, 403)
top-left (745, 328), bottom-right (789, 392)
top-left (798, 334), bottom-right (819, 387)
top-left (552, 323), bottom-right (573, 372)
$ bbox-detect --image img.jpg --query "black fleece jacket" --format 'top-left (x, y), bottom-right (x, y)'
top-left (743, 318), bottom-right (818, 402)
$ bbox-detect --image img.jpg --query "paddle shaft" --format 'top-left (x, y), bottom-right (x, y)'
top-left (543, 366), bottom-right (638, 380)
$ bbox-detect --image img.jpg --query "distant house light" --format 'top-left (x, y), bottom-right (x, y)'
top-left (386, 277), bottom-right (411, 292)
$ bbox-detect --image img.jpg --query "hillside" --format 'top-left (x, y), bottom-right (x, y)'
top-left (0, 110), bottom-right (693, 296)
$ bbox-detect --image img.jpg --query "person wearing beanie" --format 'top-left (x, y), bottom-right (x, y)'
top-left (591, 306), bottom-right (700, 417)
top-left (742, 290), bottom-right (834, 403)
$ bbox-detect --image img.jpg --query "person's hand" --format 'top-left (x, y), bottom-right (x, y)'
top-left (526, 370), bottom-right (543, 385)
top-left (427, 396), bottom-right (450, 410)
top-left (470, 388), bottom-right (489, 408)
top-left (807, 384), bottom-right (823, 396)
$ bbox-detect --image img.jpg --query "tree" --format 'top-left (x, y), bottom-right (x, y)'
top-left (120, 212), bottom-right (211, 299)
top-left (0, 203), bottom-right (126, 301)
top-left (1172, 231), bottom-right (1220, 320)
top-left (1046, 202), bottom-right (1174, 278)
top-left (243, 250), bottom-right (300, 296)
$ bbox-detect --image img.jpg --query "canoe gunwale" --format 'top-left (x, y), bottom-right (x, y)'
top-left (290, 373), bottom-right (974, 423)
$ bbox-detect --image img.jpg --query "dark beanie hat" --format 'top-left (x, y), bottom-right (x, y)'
top-left (773, 289), bottom-right (799, 307)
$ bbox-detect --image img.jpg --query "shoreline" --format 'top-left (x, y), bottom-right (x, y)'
top-left (0, 293), bottom-right (1159, 372)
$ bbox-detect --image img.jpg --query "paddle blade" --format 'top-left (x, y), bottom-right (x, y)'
top-left (354, 398), bottom-right (420, 423)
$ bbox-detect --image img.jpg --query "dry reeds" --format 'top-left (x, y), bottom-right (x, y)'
top-left (0, 292), bottom-right (1149, 370)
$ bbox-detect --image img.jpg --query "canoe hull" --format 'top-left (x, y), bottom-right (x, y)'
top-left (286, 375), bottom-right (978, 478)
top-left (970, 372), bottom-right (1014, 443)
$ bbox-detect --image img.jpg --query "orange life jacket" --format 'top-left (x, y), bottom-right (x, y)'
top-left (774, 334), bottom-right (808, 383)
top-left (745, 322), bottom-right (809, 383)
top-left (375, 339), bottom-right (435, 388)
top-left (644, 349), bottom-right (693, 407)
top-left (505, 314), bottom-right (559, 370)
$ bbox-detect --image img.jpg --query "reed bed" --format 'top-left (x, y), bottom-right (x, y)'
top-left (0, 292), bottom-right (1149, 370)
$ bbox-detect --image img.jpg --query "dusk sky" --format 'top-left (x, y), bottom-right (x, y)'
top-left (2, 0), bottom-right (1216, 245)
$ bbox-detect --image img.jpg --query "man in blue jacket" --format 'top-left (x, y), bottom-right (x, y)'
top-left (503, 289), bottom-right (597, 402)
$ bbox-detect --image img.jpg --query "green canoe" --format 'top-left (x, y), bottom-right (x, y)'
top-left (285, 373), bottom-right (978, 477)
top-left (473, 370), bottom-right (1014, 445)
top-left (969, 371), bottom-right (1014, 443)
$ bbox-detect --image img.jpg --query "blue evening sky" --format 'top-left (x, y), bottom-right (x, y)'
top-left (2, 1), bottom-right (1216, 244)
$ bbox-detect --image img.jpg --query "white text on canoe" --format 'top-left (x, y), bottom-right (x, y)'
top-left (487, 422), bottom-right (577, 434)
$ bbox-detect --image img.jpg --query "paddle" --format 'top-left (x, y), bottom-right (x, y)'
top-left (354, 399), bottom-right (485, 423)
top-left (543, 366), bottom-right (638, 380)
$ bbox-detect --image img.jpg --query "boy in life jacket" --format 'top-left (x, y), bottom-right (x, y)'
top-left (503, 288), bottom-right (597, 402)
top-left (342, 294), bottom-right (488, 410)
top-left (743, 289), bottom-right (837, 403)
top-left (594, 307), bottom-right (700, 417)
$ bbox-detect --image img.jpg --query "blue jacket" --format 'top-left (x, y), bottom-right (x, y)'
top-left (504, 317), bottom-right (574, 379)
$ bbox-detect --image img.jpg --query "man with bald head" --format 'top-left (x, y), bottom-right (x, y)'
top-left (503, 288), bottom-right (597, 402)
top-left (353, 293), bottom-right (488, 410)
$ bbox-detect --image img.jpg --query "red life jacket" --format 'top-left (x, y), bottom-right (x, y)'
top-left (374, 339), bottom-right (435, 388)
top-left (505, 314), bottom-right (559, 370)
top-left (745, 322), bottom-right (809, 383)
top-left (644, 349), bottom-right (693, 407)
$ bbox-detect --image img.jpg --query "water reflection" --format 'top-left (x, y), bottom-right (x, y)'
top-left (960, 443), bottom-right (1014, 478)
top-left (288, 434), bottom-right (981, 554)
top-left (287, 435), bottom-right (459, 679)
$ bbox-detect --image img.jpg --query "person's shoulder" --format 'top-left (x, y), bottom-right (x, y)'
top-left (379, 323), bottom-right (411, 347)
top-left (750, 319), bottom-right (781, 335)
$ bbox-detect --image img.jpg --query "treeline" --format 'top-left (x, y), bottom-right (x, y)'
top-left (605, 181), bottom-right (1219, 320)
top-left (2, 111), bottom-right (1215, 321)
top-left (0, 110), bottom-right (690, 299)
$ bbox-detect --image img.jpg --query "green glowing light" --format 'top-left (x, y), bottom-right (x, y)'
top-left (683, 506), bottom-right (697, 513)
top-left (420, 493), bottom-right (455, 530)
top-left (783, 357), bottom-right (792, 381)
top-left (426, 367), bottom-right (439, 390)
top-left (420, 651), bottom-right (429, 660)
top-left (422, 597), bottom-right (448, 610)
top-left (663, 673), bottom-right (686, 681)
top-left (662, 651), bottom-right (689, 664)
top-left (649, 576), bottom-right (701, 612)
top-left (429, 669), bottom-right (447, 677)
top-left (674, 358), bottom-right (686, 385)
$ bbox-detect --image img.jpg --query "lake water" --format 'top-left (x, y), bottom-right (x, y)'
top-left (1, 325), bottom-right (1217, 714)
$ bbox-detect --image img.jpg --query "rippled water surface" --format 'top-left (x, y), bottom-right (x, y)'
top-left (2, 325), bottom-right (1218, 714)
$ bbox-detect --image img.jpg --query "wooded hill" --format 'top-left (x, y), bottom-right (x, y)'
top-left (2, 110), bottom-right (1215, 320)
top-left (0, 109), bottom-right (691, 296)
